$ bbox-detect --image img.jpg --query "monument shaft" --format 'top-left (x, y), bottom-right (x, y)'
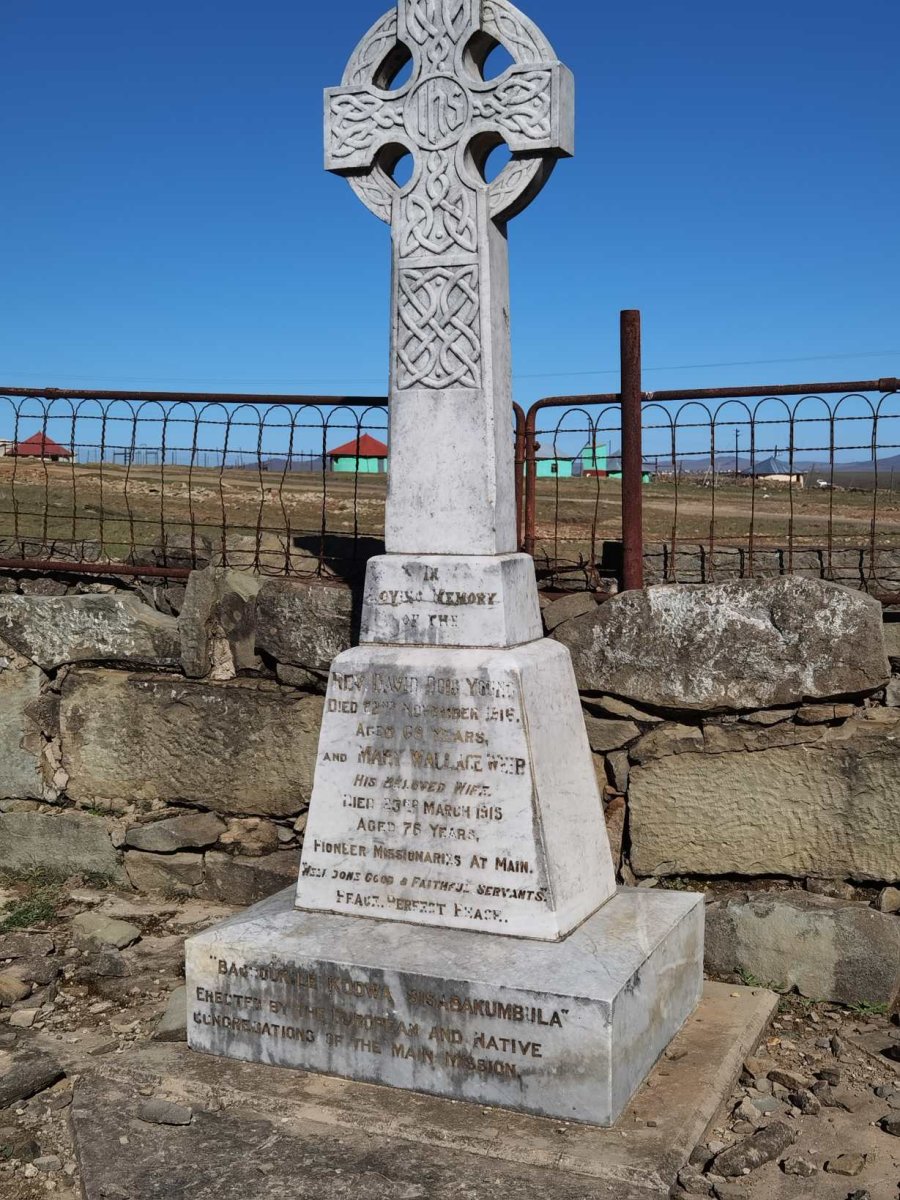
top-left (325, 0), bottom-right (573, 554)
top-left (295, 0), bottom-right (612, 939)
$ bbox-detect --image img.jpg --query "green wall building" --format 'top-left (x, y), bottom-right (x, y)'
top-left (532, 442), bottom-right (610, 478)
top-left (327, 434), bottom-right (389, 474)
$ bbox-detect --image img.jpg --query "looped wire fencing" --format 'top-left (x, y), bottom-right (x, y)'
top-left (5, 378), bottom-right (900, 596)
top-left (0, 389), bottom-right (527, 581)
top-left (0, 389), bottom-right (389, 579)
top-left (523, 378), bottom-right (900, 596)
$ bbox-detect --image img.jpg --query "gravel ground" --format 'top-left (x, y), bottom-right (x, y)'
top-left (1, 878), bottom-right (899, 1200)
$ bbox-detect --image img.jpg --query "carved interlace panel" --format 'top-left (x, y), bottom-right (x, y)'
top-left (403, 0), bottom-right (472, 70)
top-left (399, 152), bottom-right (477, 257)
top-left (328, 92), bottom-right (404, 164)
top-left (397, 265), bottom-right (481, 389)
top-left (328, 0), bottom-right (572, 389)
top-left (342, 10), bottom-right (400, 87)
top-left (471, 69), bottom-right (553, 142)
top-left (487, 155), bottom-right (544, 219)
top-left (481, 0), bottom-right (553, 63)
top-left (348, 170), bottom-right (395, 225)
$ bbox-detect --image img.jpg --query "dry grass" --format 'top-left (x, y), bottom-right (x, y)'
top-left (2, 459), bottom-right (900, 574)
top-left (530, 474), bottom-right (900, 566)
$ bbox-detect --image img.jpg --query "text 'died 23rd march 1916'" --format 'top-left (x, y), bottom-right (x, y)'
top-left (298, 663), bottom-right (552, 931)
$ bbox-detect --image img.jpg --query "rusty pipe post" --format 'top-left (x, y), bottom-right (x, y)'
top-left (0, 558), bottom-right (192, 579)
top-left (620, 309), bottom-right (644, 590)
top-left (513, 403), bottom-right (526, 551)
top-left (523, 405), bottom-right (538, 557)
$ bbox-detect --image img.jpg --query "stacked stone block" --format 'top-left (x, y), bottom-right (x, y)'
top-left (1, 569), bottom-right (899, 943)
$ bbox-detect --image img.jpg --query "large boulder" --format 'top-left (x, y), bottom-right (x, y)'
top-left (705, 891), bottom-right (900, 1006)
top-left (553, 578), bottom-right (888, 711)
top-left (629, 713), bottom-right (900, 881)
top-left (255, 580), bottom-right (353, 676)
top-left (0, 811), bottom-right (120, 880)
top-left (60, 670), bottom-right (323, 818)
top-left (0, 662), bottom-right (43, 799)
top-left (0, 594), bottom-right (180, 670)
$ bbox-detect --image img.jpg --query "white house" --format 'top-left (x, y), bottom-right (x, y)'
top-left (741, 456), bottom-right (806, 487)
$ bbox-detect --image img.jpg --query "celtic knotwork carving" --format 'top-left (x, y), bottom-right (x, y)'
top-left (481, 0), bottom-right (554, 63)
top-left (349, 169), bottom-right (395, 224)
top-left (327, 2), bottom-right (571, 220)
top-left (397, 265), bottom-right (481, 389)
top-left (342, 10), bottom-right (400, 87)
top-left (404, 0), bottom-right (472, 71)
top-left (472, 69), bottom-right (552, 141)
top-left (400, 151), bottom-right (477, 256)
top-left (488, 155), bottom-right (544, 219)
top-left (328, 92), bottom-right (404, 161)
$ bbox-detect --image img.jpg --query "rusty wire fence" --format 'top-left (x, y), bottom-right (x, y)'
top-left (0, 390), bottom-right (393, 579)
top-left (0, 389), bottom-right (527, 581)
top-left (523, 377), bottom-right (900, 596)
top-left (3, 350), bottom-right (900, 598)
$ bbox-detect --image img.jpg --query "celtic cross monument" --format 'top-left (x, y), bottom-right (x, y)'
top-left (187, 0), bottom-right (703, 1127)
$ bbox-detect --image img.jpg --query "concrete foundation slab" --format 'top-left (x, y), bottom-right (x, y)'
top-left (186, 885), bottom-right (703, 1126)
top-left (71, 982), bottom-right (777, 1198)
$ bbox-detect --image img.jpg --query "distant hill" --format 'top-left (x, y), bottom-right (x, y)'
top-left (832, 453), bottom-right (900, 472)
top-left (641, 454), bottom-right (900, 477)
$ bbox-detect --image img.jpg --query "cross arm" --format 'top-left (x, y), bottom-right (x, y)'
top-left (325, 85), bottom-right (406, 174)
top-left (470, 62), bottom-right (574, 159)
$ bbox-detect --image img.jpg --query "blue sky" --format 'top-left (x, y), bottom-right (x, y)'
top-left (2, 0), bottom-right (897, 424)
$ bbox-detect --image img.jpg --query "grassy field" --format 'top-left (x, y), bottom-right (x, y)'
top-left (2, 458), bottom-right (899, 576)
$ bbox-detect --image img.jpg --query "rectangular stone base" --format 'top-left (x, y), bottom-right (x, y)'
top-left (185, 886), bottom-right (704, 1126)
top-left (360, 553), bottom-right (542, 647)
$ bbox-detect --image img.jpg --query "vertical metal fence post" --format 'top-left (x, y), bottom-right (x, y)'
top-left (523, 407), bottom-right (538, 557)
top-left (620, 309), bottom-right (644, 590)
top-left (513, 403), bottom-right (526, 551)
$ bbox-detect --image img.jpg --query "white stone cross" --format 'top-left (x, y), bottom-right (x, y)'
top-left (326, 0), bottom-right (573, 555)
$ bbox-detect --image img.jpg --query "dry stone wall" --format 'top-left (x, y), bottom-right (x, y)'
top-left (547, 579), bottom-right (897, 887)
top-left (0, 568), bottom-right (348, 901)
top-left (544, 580), bottom-right (900, 1006)
top-left (0, 568), bottom-right (898, 933)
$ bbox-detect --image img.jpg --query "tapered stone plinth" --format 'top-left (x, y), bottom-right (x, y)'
top-left (294, 639), bottom-right (616, 940)
top-left (361, 554), bottom-right (542, 647)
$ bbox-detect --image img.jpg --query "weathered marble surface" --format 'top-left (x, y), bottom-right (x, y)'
top-left (362, 554), bottom-right (542, 648)
top-left (326, 0), bottom-right (573, 555)
top-left (186, 886), bottom-right (704, 1126)
top-left (295, 640), bottom-right (615, 940)
top-left (77, 984), bottom-right (777, 1198)
top-left (186, 0), bottom-right (705, 1134)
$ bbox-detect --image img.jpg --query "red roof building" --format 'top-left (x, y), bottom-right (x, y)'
top-left (326, 434), bottom-right (389, 459)
top-left (8, 433), bottom-right (73, 461)
top-left (327, 434), bottom-right (389, 474)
